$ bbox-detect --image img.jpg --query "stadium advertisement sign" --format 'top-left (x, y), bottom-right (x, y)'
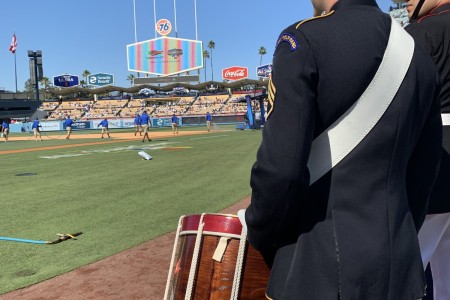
top-left (256, 64), bottom-right (272, 78)
top-left (92, 120), bottom-right (121, 129)
top-left (66, 121), bottom-right (91, 130)
top-left (222, 66), bottom-right (249, 81)
top-left (152, 117), bottom-right (173, 127)
top-left (53, 74), bottom-right (79, 87)
top-left (88, 73), bottom-right (114, 87)
top-left (127, 37), bottom-right (203, 76)
top-left (40, 121), bottom-right (60, 131)
top-left (122, 118), bottom-right (135, 128)
top-left (155, 19), bottom-right (172, 36)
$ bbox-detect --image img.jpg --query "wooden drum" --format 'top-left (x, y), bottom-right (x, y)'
top-left (164, 213), bottom-right (270, 300)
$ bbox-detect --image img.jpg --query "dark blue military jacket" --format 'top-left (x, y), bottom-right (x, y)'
top-left (245, 0), bottom-right (442, 299)
top-left (406, 3), bottom-right (450, 214)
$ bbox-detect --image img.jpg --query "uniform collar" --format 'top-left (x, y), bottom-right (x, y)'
top-left (416, 2), bottom-right (450, 23)
top-left (429, 2), bottom-right (450, 15)
top-left (332, 0), bottom-right (379, 10)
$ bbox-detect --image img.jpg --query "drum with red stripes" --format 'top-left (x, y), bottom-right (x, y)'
top-left (164, 213), bottom-right (270, 300)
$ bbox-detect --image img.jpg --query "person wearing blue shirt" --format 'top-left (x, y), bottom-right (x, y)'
top-left (31, 118), bottom-right (42, 141)
top-left (1, 120), bottom-right (9, 142)
top-left (205, 112), bottom-right (212, 132)
top-left (134, 113), bottom-right (142, 136)
top-left (64, 115), bottom-right (74, 140)
top-left (140, 111), bottom-right (152, 142)
top-left (171, 113), bottom-right (179, 134)
top-left (97, 118), bottom-right (110, 138)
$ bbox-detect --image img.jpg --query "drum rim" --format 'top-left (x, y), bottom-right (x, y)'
top-left (181, 213), bottom-right (242, 236)
top-left (179, 230), bottom-right (242, 239)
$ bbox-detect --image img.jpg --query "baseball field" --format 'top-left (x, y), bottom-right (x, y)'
top-left (0, 124), bottom-right (262, 296)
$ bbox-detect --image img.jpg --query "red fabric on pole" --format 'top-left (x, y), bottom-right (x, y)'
top-left (9, 33), bottom-right (17, 54)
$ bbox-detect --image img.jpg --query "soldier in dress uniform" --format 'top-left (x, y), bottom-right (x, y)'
top-left (243, 0), bottom-right (443, 299)
top-left (403, 0), bottom-right (450, 299)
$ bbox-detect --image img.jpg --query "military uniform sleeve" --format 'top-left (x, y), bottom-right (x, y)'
top-left (406, 75), bottom-right (442, 230)
top-left (245, 27), bottom-right (318, 251)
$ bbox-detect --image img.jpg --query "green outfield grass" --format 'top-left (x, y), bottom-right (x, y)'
top-left (0, 125), bottom-right (262, 294)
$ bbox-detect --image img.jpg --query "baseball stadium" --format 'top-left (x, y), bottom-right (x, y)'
top-left (0, 0), bottom-right (274, 297)
top-left (1, 1), bottom-right (435, 299)
top-left (0, 74), bottom-right (272, 298)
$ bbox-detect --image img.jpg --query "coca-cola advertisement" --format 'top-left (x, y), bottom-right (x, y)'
top-left (222, 66), bottom-right (249, 81)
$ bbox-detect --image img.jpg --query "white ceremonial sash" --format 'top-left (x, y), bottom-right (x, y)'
top-left (307, 18), bottom-right (415, 185)
top-left (441, 113), bottom-right (450, 126)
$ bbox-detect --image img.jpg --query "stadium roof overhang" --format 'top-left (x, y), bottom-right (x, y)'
top-left (47, 79), bottom-right (269, 96)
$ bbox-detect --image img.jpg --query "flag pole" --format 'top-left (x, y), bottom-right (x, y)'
top-left (133, 0), bottom-right (137, 44)
top-left (132, 0), bottom-right (140, 78)
top-left (194, 0), bottom-right (198, 41)
top-left (173, 0), bottom-right (178, 38)
top-left (153, 0), bottom-right (157, 38)
top-left (14, 51), bottom-right (18, 93)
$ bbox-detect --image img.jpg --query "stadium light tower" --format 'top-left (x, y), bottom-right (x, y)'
top-left (133, 0), bottom-right (137, 43)
top-left (132, 0), bottom-right (141, 78)
top-left (28, 50), bottom-right (43, 101)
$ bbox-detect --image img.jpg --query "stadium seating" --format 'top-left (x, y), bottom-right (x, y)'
top-left (41, 92), bottom-right (268, 121)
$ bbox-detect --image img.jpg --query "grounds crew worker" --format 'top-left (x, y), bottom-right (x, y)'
top-left (32, 118), bottom-right (42, 141)
top-left (243, 0), bottom-right (442, 298)
top-left (2, 120), bottom-right (9, 141)
top-left (64, 115), bottom-right (73, 140)
top-left (404, 0), bottom-right (450, 298)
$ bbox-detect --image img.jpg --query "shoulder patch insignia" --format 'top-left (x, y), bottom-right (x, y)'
top-left (276, 33), bottom-right (298, 51)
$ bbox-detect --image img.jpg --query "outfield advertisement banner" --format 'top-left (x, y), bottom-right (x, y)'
top-left (40, 121), bottom-right (61, 131)
top-left (67, 121), bottom-right (91, 130)
top-left (9, 116), bottom-right (246, 133)
top-left (122, 118), bottom-right (135, 128)
top-left (92, 120), bottom-right (121, 129)
top-left (152, 117), bottom-right (174, 127)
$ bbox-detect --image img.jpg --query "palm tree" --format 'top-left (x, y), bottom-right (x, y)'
top-left (258, 46), bottom-right (267, 66)
top-left (24, 79), bottom-right (34, 93)
top-left (39, 76), bottom-right (50, 100)
top-left (24, 79), bottom-right (34, 98)
top-left (203, 50), bottom-right (210, 82)
top-left (208, 41), bottom-right (215, 81)
top-left (82, 70), bottom-right (91, 86)
top-left (127, 74), bottom-right (135, 86)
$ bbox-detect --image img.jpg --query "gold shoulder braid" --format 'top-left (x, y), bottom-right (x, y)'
top-left (295, 10), bottom-right (335, 29)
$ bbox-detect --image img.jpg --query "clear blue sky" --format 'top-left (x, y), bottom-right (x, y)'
top-left (0, 0), bottom-right (396, 92)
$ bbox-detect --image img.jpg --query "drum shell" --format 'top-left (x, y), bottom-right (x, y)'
top-left (167, 214), bottom-right (270, 300)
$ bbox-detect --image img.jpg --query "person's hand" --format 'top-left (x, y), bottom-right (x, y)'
top-left (237, 209), bottom-right (247, 231)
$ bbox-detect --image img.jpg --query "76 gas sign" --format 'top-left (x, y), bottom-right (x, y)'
top-left (156, 19), bottom-right (172, 36)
